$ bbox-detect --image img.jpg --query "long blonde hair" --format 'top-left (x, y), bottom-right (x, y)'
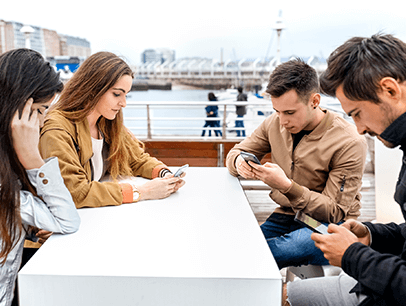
top-left (52, 51), bottom-right (137, 178)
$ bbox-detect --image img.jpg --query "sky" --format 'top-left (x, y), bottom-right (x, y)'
top-left (2, 0), bottom-right (406, 66)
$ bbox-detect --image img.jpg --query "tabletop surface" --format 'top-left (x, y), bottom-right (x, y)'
top-left (20, 167), bottom-right (280, 280)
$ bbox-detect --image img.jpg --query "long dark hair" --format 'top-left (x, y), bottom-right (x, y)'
top-left (52, 52), bottom-right (135, 179)
top-left (0, 48), bottom-right (63, 264)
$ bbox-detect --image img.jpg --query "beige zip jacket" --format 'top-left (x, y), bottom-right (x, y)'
top-left (226, 109), bottom-right (367, 223)
top-left (39, 110), bottom-right (166, 209)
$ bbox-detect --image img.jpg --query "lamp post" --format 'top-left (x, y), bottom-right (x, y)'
top-left (20, 25), bottom-right (34, 49)
top-left (273, 11), bottom-right (285, 66)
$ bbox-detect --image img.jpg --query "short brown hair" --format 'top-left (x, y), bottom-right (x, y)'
top-left (320, 33), bottom-right (406, 103)
top-left (266, 58), bottom-right (319, 102)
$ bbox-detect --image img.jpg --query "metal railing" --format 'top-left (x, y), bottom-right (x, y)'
top-left (123, 100), bottom-right (274, 141)
top-left (123, 99), bottom-right (347, 142)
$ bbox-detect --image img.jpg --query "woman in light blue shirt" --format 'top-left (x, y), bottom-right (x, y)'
top-left (0, 49), bottom-right (80, 306)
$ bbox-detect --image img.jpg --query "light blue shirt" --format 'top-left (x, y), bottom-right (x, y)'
top-left (0, 157), bottom-right (80, 306)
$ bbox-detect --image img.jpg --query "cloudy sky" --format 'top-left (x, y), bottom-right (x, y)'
top-left (2, 0), bottom-right (405, 65)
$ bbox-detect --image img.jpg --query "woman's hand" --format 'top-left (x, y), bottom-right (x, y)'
top-left (138, 176), bottom-right (185, 200)
top-left (163, 171), bottom-right (186, 192)
top-left (36, 230), bottom-right (53, 244)
top-left (11, 98), bottom-right (44, 169)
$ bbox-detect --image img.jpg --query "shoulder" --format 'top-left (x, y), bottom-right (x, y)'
top-left (42, 110), bottom-right (74, 131)
top-left (41, 110), bottom-right (78, 140)
top-left (329, 112), bottom-right (364, 141)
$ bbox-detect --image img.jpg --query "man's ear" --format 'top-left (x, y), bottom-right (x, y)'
top-left (311, 93), bottom-right (321, 108)
top-left (379, 77), bottom-right (401, 99)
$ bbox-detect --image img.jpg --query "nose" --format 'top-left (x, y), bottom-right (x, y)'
top-left (39, 117), bottom-right (45, 129)
top-left (119, 97), bottom-right (127, 108)
top-left (278, 114), bottom-right (288, 126)
top-left (355, 122), bottom-right (368, 135)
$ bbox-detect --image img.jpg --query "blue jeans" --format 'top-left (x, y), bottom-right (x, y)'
top-left (235, 115), bottom-right (245, 137)
top-left (201, 120), bottom-right (222, 137)
top-left (260, 213), bottom-right (330, 269)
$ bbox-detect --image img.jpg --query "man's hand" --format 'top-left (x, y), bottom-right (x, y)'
top-left (235, 155), bottom-right (256, 179)
top-left (250, 162), bottom-right (292, 191)
top-left (341, 219), bottom-right (371, 246)
top-left (311, 224), bottom-right (360, 267)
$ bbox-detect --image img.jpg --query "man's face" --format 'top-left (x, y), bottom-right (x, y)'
top-left (336, 85), bottom-right (400, 147)
top-left (272, 90), bottom-right (318, 134)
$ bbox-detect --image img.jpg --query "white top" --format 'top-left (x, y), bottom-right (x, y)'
top-left (91, 137), bottom-right (104, 181)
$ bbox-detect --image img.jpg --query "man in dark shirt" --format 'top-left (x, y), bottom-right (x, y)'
top-left (285, 33), bottom-right (406, 306)
top-left (235, 86), bottom-right (247, 137)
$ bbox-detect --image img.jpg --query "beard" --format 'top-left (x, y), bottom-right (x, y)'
top-left (375, 101), bottom-right (402, 148)
top-left (377, 136), bottom-right (397, 148)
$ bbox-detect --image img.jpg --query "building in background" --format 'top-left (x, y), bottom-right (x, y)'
top-left (0, 19), bottom-right (90, 58)
top-left (141, 48), bottom-right (175, 64)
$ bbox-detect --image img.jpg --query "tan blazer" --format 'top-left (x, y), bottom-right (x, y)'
top-left (226, 109), bottom-right (367, 223)
top-left (39, 110), bottom-right (165, 209)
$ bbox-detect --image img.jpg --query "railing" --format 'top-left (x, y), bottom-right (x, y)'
top-left (123, 100), bottom-right (274, 141)
top-left (123, 99), bottom-right (347, 142)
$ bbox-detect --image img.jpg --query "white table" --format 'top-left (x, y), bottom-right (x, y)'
top-left (19, 167), bottom-right (281, 305)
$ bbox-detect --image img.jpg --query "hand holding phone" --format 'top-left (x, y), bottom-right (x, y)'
top-left (294, 211), bottom-right (330, 235)
top-left (174, 164), bottom-right (189, 177)
top-left (240, 151), bottom-right (261, 167)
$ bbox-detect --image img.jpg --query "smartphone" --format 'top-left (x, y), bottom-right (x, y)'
top-left (240, 151), bottom-right (261, 166)
top-left (174, 164), bottom-right (189, 177)
top-left (294, 211), bottom-right (330, 235)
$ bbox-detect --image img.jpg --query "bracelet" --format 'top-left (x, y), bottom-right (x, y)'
top-left (160, 169), bottom-right (172, 177)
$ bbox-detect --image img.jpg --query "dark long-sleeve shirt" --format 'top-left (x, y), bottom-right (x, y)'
top-left (342, 112), bottom-right (406, 306)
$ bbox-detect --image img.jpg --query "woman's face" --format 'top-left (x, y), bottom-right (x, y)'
top-left (30, 94), bottom-right (57, 128)
top-left (92, 75), bottom-right (132, 120)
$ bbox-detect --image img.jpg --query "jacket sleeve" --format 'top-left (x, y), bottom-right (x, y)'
top-left (342, 222), bottom-right (406, 304)
top-left (21, 157), bottom-right (80, 233)
top-left (226, 120), bottom-right (271, 176)
top-left (282, 136), bottom-right (367, 223)
top-left (39, 128), bottom-right (124, 209)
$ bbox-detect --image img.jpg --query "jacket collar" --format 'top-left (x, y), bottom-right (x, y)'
top-left (43, 110), bottom-right (94, 166)
top-left (380, 112), bottom-right (406, 150)
top-left (305, 109), bottom-right (334, 140)
top-left (74, 118), bottom-right (94, 165)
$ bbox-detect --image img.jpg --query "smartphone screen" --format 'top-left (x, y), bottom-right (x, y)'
top-left (240, 151), bottom-right (261, 165)
top-left (174, 164), bottom-right (189, 177)
top-left (294, 211), bottom-right (330, 235)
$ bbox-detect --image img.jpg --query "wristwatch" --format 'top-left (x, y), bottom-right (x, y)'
top-left (132, 185), bottom-right (141, 202)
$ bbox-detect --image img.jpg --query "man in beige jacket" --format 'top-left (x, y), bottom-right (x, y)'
top-left (226, 58), bottom-right (367, 269)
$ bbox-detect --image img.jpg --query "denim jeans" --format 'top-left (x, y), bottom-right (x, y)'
top-left (235, 115), bottom-right (245, 137)
top-left (260, 213), bottom-right (330, 269)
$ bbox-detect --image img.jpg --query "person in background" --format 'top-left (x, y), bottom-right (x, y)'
top-left (0, 48), bottom-right (80, 306)
top-left (226, 58), bottom-right (367, 269)
top-left (285, 33), bottom-right (406, 306)
top-left (39, 52), bottom-right (185, 209)
top-left (235, 86), bottom-right (247, 137)
top-left (201, 92), bottom-right (222, 137)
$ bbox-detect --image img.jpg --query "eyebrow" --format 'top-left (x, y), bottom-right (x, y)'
top-left (112, 87), bottom-right (127, 93)
top-left (273, 107), bottom-right (294, 112)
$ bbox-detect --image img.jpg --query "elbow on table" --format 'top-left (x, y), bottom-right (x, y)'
top-left (60, 214), bottom-right (81, 234)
